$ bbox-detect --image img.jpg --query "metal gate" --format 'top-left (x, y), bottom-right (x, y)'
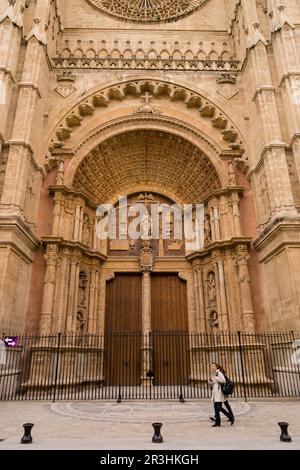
top-left (1, 331), bottom-right (300, 401)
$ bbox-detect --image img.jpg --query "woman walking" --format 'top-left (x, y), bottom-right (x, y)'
top-left (208, 362), bottom-right (235, 427)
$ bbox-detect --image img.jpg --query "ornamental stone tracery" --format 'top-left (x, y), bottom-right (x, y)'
top-left (86, 0), bottom-right (207, 23)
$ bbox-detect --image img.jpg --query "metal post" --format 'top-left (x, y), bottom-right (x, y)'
top-left (237, 331), bottom-right (247, 402)
top-left (53, 333), bottom-right (61, 403)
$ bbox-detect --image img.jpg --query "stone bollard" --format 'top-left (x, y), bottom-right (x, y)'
top-left (278, 422), bottom-right (292, 442)
top-left (152, 423), bottom-right (163, 443)
top-left (21, 423), bottom-right (34, 444)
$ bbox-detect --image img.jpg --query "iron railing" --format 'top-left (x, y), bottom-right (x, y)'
top-left (0, 331), bottom-right (299, 401)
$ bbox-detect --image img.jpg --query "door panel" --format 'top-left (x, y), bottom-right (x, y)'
top-left (151, 274), bottom-right (189, 385)
top-left (104, 274), bottom-right (142, 386)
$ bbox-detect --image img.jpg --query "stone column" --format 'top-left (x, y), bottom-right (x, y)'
top-left (141, 271), bottom-right (152, 384)
top-left (73, 200), bottom-right (81, 241)
top-left (214, 205), bottom-right (221, 241)
top-left (235, 246), bottom-right (256, 332)
top-left (39, 245), bottom-right (59, 335)
top-left (209, 206), bottom-right (216, 241)
top-left (195, 268), bottom-right (206, 332)
top-left (66, 255), bottom-right (80, 333)
top-left (88, 264), bottom-right (101, 335)
top-left (217, 258), bottom-right (229, 331)
top-left (53, 248), bottom-right (70, 333)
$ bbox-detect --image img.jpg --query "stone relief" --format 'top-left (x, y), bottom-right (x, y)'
top-left (207, 271), bottom-right (216, 305)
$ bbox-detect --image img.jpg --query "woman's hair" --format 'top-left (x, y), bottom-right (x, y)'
top-left (212, 362), bottom-right (225, 374)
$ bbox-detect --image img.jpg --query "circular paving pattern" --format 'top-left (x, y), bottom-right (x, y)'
top-left (86, 0), bottom-right (207, 23)
top-left (51, 401), bottom-right (250, 424)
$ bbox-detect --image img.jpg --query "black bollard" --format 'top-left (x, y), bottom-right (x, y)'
top-left (179, 393), bottom-right (185, 403)
top-left (21, 423), bottom-right (34, 444)
top-left (117, 394), bottom-right (122, 403)
top-left (278, 422), bottom-right (292, 442)
top-left (152, 423), bottom-right (163, 443)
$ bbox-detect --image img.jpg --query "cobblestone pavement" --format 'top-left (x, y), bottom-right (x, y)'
top-left (0, 400), bottom-right (299, 450)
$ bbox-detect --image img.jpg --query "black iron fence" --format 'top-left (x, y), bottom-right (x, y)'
top-left (0, 331), bottom-right (300, 401)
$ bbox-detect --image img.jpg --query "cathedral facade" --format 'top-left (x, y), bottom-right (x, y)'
top-left (1, 0), bottom-right (300, 338)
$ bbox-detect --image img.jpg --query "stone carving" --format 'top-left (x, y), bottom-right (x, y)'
top-left (56, 160), bottom-right (65, 185)
top-left (76, 311), bottom-right (86, 334)
top-left (133, 93), bottom-right (162, 115)
top-left (73, 130), bottom-right (221, 205)
top-left (64, 197), bottom-right (75, 215)
top-left (207, 271), bottom-right (216, 305)
top-left (209, 310), bottom-right (219, 329)
top-left (139, 240), bottom-right (154, 272)
top-left (55, 71), bottom-right (76, 98)
top-left (51, 79), bottom-right (242, 149)
top-left (217, 74), bottom-right (238, 100)
top-left (86, 0), bottom-right (207, 23)
top-left (228, 161), bottom-right (237, 186)
top-left (78, 272), bottom-right (88, 307)
top-left (83, 213), bottom-right (91, 246)
top-left (141, 211), bottom-right (152, 240)
top-left (204, 215), bottom-right (212, 245)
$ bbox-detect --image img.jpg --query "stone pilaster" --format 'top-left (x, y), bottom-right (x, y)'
top-left (39, 245), bottom-right (59, 335)
top-left (65, 254), bottom-right (80, 333)
top-left (193, 267), bottom-right (206, 332)
top-left (235, 246), bottom-right (256, 332)
top-left (215, 256), bottom-right (229, 331)
top-left (53, 248), bottom-right (70, 333)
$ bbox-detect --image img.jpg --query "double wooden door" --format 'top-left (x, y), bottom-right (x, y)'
top-left (104, 273), bottom-right (189, 386)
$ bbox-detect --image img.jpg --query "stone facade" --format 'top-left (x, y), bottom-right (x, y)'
top-left (1, 0), bottom-right (300, 335)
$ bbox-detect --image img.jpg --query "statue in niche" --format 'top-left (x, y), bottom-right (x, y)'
top-left (83, 213), bottom-right (91, 246)
top-left (24, 173), bottom-right (34, 221)
top-left (141, 211), bottom-right (152, 240)
top-left (228, 161), bottom-right (237, 186)
top-left (78, 273), bottom-right (88, 307)
top-left (76, 311), bottom-right (86, 340)
top-left (204, 215), bottom-right (212, 245)
top-left (209, 311), bottom-right (219, 330)
top-left (207, 271), bottom-right (216, 305)
top-left (56, 160), bottom-right (64, 185)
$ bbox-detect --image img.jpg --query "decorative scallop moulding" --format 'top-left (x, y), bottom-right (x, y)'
top-left (86, 0), bottom-right (207, 23)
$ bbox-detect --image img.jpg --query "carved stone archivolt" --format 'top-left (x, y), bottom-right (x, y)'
top-left (50, 79), bottom-right (243, 152)
top-left (73, 130), bottom-right (221, 204)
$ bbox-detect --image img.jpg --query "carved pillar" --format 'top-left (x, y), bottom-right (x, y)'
top-left (88, 264), bottom-right (101, 335)
top-left (214, 205), bottom-right (221, 241)
top-left (194, 267), bottom-right (206, 332)
top-left (139, 240), bottom-right (154, 384)
top-left (66, 255), bottom-right (80, 333)
top-left (209, 206), bottom-right (216, 241)
top-left (79, 204), bottom-right (84, 242)
top-left (217, 258), bottom-right (229, 331)
top-left (53, 248), bottom-right (70, 333)
top-left (142, 272), bottom-right (151, 334)
top-left (235, 246), bottom-right (256, 332)
top-left (39, 245), bottom-right (59, 335)
top-left (73, 199), bottom-right (81, 241)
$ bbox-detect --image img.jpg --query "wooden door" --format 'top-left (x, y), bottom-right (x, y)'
top-left (104, 274), bottom-right (142, 386)
top-left (151, 273), bottom-right (189, 385)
